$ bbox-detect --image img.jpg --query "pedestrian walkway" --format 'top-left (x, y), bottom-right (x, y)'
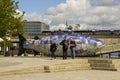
top-left (0, 57), bottom-right (120, 80)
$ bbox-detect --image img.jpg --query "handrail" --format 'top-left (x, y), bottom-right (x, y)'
top-left (96, 43), bottom-right (120, 54)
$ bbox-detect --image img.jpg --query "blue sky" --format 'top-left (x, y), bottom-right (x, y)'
top-left (16, 0), bottom-right (120, 30)
top-left (16, 0), bottom-right (66, 15)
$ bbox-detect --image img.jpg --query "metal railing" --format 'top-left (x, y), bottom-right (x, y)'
top-left (96, 43), bottom-right (120, 54)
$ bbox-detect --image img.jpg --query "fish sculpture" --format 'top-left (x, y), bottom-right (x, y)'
top-left (23, 34), bottom-right (105, 56)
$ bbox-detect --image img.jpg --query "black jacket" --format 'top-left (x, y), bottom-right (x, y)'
top-left (70, 40), bottom-right (76, 48)
top-left (50, 43), bottom-right (57, 52)
top-left (60, 39), bottom-right (69, 50)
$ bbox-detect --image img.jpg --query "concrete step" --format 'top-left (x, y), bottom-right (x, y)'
top-left (88, 59), bottom-right (113, 64)
top-left (90, 63), bottom-right (115, 68)
top-left (44, 59), bottom-right (91, 72)
top-left (0, 58), bottom-right (120, 76)
top-left (44, 64), bottom-right (91, 72)
top-left (91, 67), bottom-right (117, 71)
top-left (55, 59), bottom-right (89, 64)
top-left (88, 59), bottom-right (120, 71)
top-left (0, 66), bottom-right (45, 76)
top-left (0, 59), bottom-right (91, 76)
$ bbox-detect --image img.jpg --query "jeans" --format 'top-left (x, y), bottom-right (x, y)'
top-left (70, 47), bottom-right (76, 59)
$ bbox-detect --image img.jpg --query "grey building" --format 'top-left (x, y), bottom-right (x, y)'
top-left (24, 21), bottom-right (49, 36)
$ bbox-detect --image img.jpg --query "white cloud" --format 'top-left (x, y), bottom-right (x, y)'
top-left (50, 24), bottom-right (67, 30)
top-left (90, 0), bottom-right (118, 6)
top-left (44, 0), bottom-right (120, 30)
top-left (24, 12), bottom-right (52, 25)
top-left (24, 0), bottom-right (120, 30)
top-left (24, 12), bottom-right (42, 21)
top-left (44, 0), bottom-right (90, 26)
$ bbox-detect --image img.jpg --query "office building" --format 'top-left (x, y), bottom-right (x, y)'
top-left (24, 21), bottom-right (49, 36)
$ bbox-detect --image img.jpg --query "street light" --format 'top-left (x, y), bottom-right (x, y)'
top-left (0, 38), bottom-right (6, 56)
top-left (3, 40), bottom-right (6, 56)
top-left (3, 35), bottom-right (11, 56)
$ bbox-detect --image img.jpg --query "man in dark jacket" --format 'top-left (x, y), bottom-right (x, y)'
top-left (60, 38), bottom-right (69, 59)
top-left (50, 40), bottom-right (57, 59)
top-left (18, 34), bottom-right (26, 56)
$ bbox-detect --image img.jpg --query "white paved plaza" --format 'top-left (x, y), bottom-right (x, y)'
top-left (0, 57), bottom-right (120, 80)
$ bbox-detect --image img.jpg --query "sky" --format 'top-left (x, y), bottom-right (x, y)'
top-left (17, 0), bottom-right (66, 15)
top-left (16, 0), bottom-right (120, 30)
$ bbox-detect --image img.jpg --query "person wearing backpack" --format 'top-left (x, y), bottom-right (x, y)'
top-left (60, 38), bottom-right (69, 60)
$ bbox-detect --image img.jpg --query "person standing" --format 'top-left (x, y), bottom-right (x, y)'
top-left (60, 38), bottom-right (69, 60)
top-left (50, 40), bottom-right (57, 59)
top-left (18, 34), bottom-right (26, 56)
top-left (69, 37), bottom-right (77, 59)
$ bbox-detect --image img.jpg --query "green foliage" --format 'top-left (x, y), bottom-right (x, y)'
top-left (0, 40), bottom-right (12, 47)
top-left (0, 0), bottom-right (25, 37)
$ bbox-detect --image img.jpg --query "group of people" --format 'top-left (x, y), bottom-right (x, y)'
top-left (50, 37), bottom-right (77, 60)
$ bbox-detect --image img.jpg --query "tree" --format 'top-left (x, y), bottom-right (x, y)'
top-left (0, 0), bottom-right (25, 38)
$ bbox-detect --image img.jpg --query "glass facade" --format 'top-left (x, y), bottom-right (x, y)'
top-left (24, 21), bottom-right (49, 36)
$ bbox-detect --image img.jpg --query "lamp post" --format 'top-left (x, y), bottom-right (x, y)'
top-left (3, 35), bottom-right (11, 56)
top-left (0, 38), bottom-right (4, 55)
top-left (3, 40), bottom-right (6, 56)
top-left (0, 38), bottom-right (5, 56)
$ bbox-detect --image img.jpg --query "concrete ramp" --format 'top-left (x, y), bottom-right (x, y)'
top-left (96, 44), bottom-right (120, 54)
